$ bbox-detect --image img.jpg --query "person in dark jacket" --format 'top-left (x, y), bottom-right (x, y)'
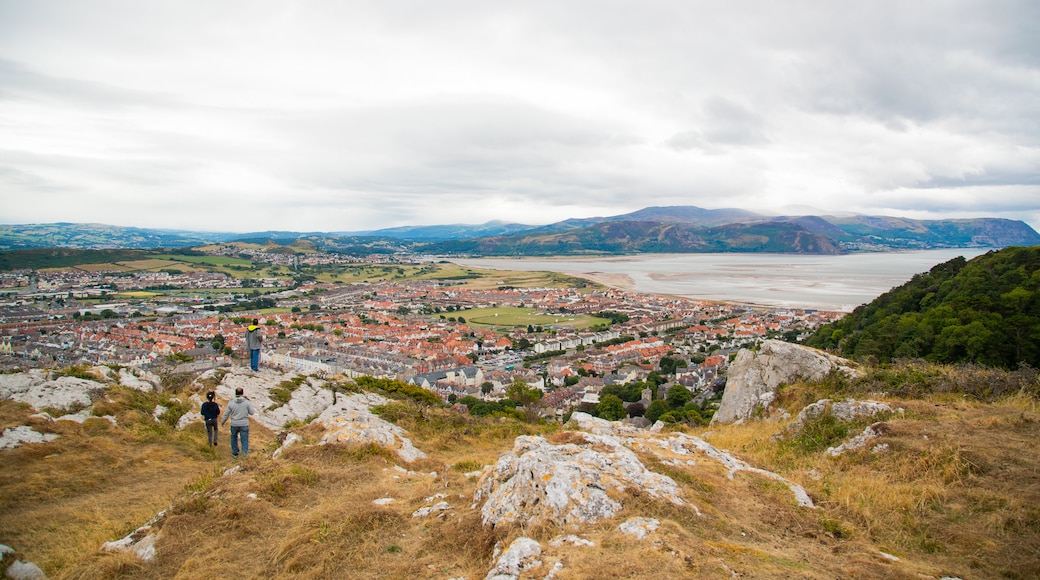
top-left (245, 318), bottom-right (263, 371)
top-left (200, 391), bottom-right (221, 446)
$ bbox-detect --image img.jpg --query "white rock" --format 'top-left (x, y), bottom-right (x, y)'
top-left (319, 398), bottom-right (427, 462)
top-left (485, 537), bottom-right (541, 580)
top-left (176, 411), bottom-right (200, 430)
top-left (0, 426), bottom-right (59, 450)
top-left (712, 340), bottom-right (859, 424)
top-left (118, 367), bottom-right (160, 392)
top-left (879, 551), bottom-right (900, 562)
top-left (0, 371), bottom-right (101, 412)
top-left (4, 560), bottom-right (47, 580)
top-left (53, 409), bottom-right (113, 424)
top-left (670, 432), bottom-right (814, 508)
top-left (372, 498), bottom-right (395, 505)
top-left (548, 535), bottom-right (594, 547)
top-left (101, 509), bottom-right (167, 562)
top-left (619, 516), bottom-right (660, 540)
top-left (787, 399), bottom-right (894, 434)
top-left (412, 502), bottom-right (452, 518)
top-left (475, 433), bottom-right (682, 528)
top-left (272, 433), bottom-right (302, 458)
top-left (152, 405), bottom-right (167, 422)
top-left (826, 423), bottom-right (885, 457)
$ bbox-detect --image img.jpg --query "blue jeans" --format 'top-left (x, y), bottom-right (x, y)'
top-left (230, 425), bottom-right (249, 456)
top-left (249, 349), bottom-right (260, 371)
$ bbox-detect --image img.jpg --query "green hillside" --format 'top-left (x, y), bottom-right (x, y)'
top-left (804, 245), bottom-right (1040, 368)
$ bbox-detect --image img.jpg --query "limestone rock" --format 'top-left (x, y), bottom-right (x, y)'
top-left (826, 423), bottom-right (888, 457)
top-left (100, 509), bottom-right (166, 562)
top-left (485, 537), bottom-right (541, 580)
top-left (318, 394), bottom-right (427, 462)
top-left (4, 560), bottom-right (46, 580)
top-left (272, 432), bottom-right (302, 458)
top-left (712, 340), bottom-right (859, 424)
top-left (117, 367), bottom-right (161, 392)
top-left (412, 501), bottom-right (452, 518)
top-left (668, 432), bottom-right (815, 508)
top-left (549, 535), bottom-right (594, 547)
top-left (0, 426), bottom-right (59, 450)
top-left (475, 433), bottom-right (682, 528)
top-left (0, 371), bottom-right (102, 412)
top-left (787, 398), bottom-right (895, 433)
top-left (619, 516), bottom-right (660, 540)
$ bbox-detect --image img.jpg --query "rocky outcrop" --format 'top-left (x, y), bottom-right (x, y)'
top-left (474, 428), bottom-right (684, 528)
top-left (485, 537), bottom-right (542, 580)
top-left (0, 370), bottom-right (101, 412)
top-left (826, 423), bottom-right (889, 457)
top-left (100, 509), bottom-right (167, 562)
top-left (785, 398), bottom-right (896, 433)
top-left (619, 516), bottom-right (660, 540)
top-left (318, 393), bottom-right (427, 462)
top-left (712, 340), bottom-right (859, 424)
top-left (667, 432), bottom-right (815, 508)
top-left (0, 426), bottom-right (59, 449)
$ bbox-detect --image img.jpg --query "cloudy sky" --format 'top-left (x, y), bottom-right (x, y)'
top-left (1, 1), bottom-right (1038, 233)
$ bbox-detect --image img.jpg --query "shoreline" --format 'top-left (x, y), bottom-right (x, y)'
top-left (452, 249), bottom-right (989, 313)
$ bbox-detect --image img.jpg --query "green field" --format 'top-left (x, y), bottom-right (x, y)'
top-left (454, 306), bottom-right (608, 331)
top-left (151, 254), bottom-right (254, 267)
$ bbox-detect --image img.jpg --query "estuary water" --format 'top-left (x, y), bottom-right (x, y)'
top-left (453, 249), bottom-right (990, 312)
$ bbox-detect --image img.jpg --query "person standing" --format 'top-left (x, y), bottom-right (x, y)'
top-left (222, 387), bottom-right (256, 458)
top-left (245, 318), bottom-right (262, 371)
top-left (200, 391), bottom-right (221, 446)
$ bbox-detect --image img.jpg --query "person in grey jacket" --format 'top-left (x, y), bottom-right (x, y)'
top-left (221, 387), bottom-right (256, 457)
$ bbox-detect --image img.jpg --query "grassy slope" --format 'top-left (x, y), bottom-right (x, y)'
top-left (1, 368), bottom-right (1038, 579)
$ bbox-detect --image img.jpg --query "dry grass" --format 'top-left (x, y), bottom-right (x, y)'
top-left (701, 394), bottom-right (1040, 579)
top-left (3, 369), bottom-right (1040, 579)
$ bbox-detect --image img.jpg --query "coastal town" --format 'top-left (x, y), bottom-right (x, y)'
top-left (0, 254), bottom-right (842, 419)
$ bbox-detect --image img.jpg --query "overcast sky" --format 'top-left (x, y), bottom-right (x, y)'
top-left (1, 1), bottom-right (1038, 233)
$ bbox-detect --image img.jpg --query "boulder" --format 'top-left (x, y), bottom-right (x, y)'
top-left (619, 516), bottom-right (659, 540)
top-left (826, 422), bottom-right (889, 457)
top-left (485, 537), bottom-right (541, 580)
top-left (474, 432), bottom-right (683, 528)
top-left (785, 398), bottom-right (895, 434)
top-left (0, 371), bottom-right (102, 412)
top-left (0, 426), bottom-right (59, 450)
top-left (117, 367), bottom-right (161, 392)
top-left (318, 394), bottom-right (427, 462)
top-left (4, 560), bottom-right (46, 580)
top-left (712, 340), bottom-right (859, 424)
top-left (100, 509), bottom-right (166, 562)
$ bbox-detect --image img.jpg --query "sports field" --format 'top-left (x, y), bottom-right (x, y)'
top-left (457, 306), bottom-right (608, 331)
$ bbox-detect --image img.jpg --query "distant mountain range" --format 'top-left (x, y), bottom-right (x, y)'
top-left (1, 207), bottom-right (1038, 255)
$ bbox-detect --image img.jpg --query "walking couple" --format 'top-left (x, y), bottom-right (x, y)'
top-left (200, 388), bottom-right (256, 457)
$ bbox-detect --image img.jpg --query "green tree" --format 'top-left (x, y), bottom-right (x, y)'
top-left (598, 394), bottom-right (625, 421)
top-left (506, 378), bottom-right (543, 423)
top-left (645, 399), bottom-right (669, 423)
top-left (666, 384), bottom-right (692, 409)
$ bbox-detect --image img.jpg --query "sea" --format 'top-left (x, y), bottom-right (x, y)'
top-left (452, 249), bottom-right (991, 313)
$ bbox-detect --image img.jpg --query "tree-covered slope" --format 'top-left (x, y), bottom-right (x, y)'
top-left (804, 245), bottom-right (1040, 367)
